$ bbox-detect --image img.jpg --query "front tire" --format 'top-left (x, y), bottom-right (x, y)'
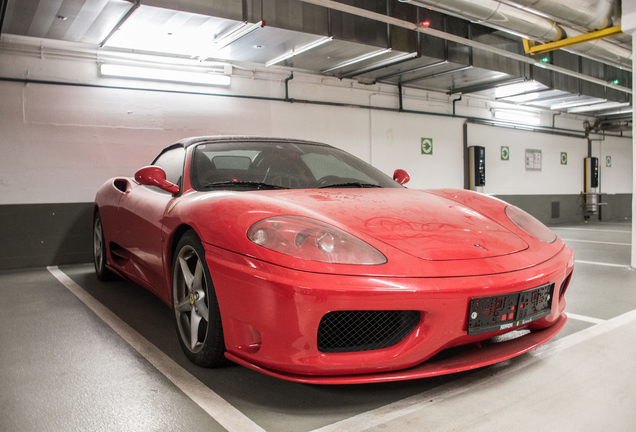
top-left (172, 231), bottom-right (227, 367)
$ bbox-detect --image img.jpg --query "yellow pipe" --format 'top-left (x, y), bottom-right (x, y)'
top-left (524, 26), bottom-right (622, 55)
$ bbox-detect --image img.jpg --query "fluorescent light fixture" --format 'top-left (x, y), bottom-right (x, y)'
top-left (550, 98), bottom-right (606, 110)
top-left (198, 21), bottom-right (264, 61)
top-left (567, 101), bottom-right (630, 113)
top-left (494, 111), bottom-right (541, 125)
top-left (599, 108), bottom-right (633, 116)
top-left (266, 37), bottom-right (333, 67)
top-left (100, 64), bottom-right (231, 86)
top-left (321, 48), bottom-right (392, 73)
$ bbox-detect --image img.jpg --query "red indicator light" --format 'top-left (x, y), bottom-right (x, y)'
top-left (520, 304), bottom-right (525, 309)
top-left (511, 306), bottom-right (516, 311)
top-left (420, 21), bottom-right (431, 27)
top-left (501, 314), bottom-right (507, 321)
top-left (509, 313), bottom-right (514, 320)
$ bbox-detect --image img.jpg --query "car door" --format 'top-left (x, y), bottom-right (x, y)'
top-left (118, 145), bottom-right (185, 296)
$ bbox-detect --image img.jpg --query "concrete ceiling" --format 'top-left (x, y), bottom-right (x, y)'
top-left (0, 0), bottom-right (632, 126)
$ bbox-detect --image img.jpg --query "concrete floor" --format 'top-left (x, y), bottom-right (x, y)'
top-left (1, 221), bottom-right (635, 432)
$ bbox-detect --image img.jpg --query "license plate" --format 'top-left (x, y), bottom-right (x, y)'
top-left (467, 283), bottom-right (554, 336)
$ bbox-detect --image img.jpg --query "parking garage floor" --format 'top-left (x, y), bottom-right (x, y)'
top-left (1, 221), bottom-right (635, 432)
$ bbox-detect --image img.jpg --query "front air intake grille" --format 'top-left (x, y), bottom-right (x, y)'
top-left (317, 310), bottom-right (421, 353)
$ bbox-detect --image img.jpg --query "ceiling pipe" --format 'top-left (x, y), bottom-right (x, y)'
top-left (298, 0), bottom-right (632, 93)
top-left (452, 94), bottom-right (463, 116)
top-left (497, 0), bottom-right (616, 31)
top-left (555, 27), bottom-right (632, 69)
top-left (496, 0), bottom-right (631, 47)
top-left (401, 0), bottom-right (564, 42)
top-left (401, 0), bottom-right (631, 69)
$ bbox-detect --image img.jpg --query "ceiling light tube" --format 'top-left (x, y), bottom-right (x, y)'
top-left (266, 36), bottom-right (333, 67)
top-left (550, 99), bottom-right (607, 110)
top-left (567, 101), bottom-right (631, 113)
top-left (100, 64), bottom-right (230, 86)
top-left (493, 110), bottom-right (541, 125)
top-left (198, 20), bottom-right (264, 61)
top-left (598, 108), bottom-right (633, 116)
top-left (321, 48), bottom-right (392, 73)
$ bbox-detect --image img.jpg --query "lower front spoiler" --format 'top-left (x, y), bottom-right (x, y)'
top-left (225, 314), bottom-right (567, 385)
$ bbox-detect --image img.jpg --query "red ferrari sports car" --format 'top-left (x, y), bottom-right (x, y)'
top-left (93, 136), bottom-right (574, 384)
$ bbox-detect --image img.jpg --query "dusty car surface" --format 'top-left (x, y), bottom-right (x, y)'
top-left (93, 136), bottom-right (574, 384)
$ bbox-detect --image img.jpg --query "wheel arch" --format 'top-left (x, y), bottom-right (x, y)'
top-left (169, 224), bottom-right (198, 268)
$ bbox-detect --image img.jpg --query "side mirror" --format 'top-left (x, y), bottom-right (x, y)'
top-left (135, 166), bottom-right (179, 194)
top-left (393, 169), bottom-right (410, 185)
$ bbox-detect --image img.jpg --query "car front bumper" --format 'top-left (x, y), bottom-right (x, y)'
top-left (204, 242), bottom-right (574, 384)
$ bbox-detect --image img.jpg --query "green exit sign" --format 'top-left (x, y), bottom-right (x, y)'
top-left (421, 138), bottom-right (433, 155)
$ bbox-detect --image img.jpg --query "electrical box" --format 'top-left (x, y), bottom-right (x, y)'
top-left (584, 157), bottom-right (599, 214)
top-left (469, 146), bottom-right (486, 192)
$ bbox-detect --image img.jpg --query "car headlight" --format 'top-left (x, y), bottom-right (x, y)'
top-left (505, 205), bottom-right (556, 243)
top-left (247, 216), bottom-right (387, 265)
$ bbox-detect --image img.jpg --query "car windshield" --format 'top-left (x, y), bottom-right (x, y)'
top-left (191, 140), bottom-right (402, 191)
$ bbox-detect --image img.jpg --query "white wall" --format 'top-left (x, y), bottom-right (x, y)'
top-left (0, 42), bottom-right (632, 205)
top-left (470, 124), bottom-right (632, 196)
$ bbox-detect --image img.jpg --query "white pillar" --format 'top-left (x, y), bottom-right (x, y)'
top-left (624, 1), bottom-right (636, 268)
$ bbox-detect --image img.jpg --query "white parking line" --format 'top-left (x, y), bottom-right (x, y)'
top-left (574, 260), bottom-right (633, 269)
top-left (47, 266), bottom-right (266, 432)
top-left (309, 308), bottom-right (636, 432)
top-left (562, 239), bottom-right (631, 246)
top-left (566, 312), bottom-right (607, 325)
top-left (552, 228), bottom-right (632, 234)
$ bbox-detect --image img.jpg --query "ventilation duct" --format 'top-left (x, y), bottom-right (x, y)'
top-left (499, 0), bottom-right (616, 31)
top-left (401, 0), bottom-right (564, 42)
top-left (401, 0), bottom-right (631, 69)
top-left (497, 0), bottom-right (631, 50)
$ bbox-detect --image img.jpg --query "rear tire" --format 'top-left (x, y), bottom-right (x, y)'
top-left (172, 231), bottom-right (228, 367)
top-left (93, 211), bottom-right (116, 281)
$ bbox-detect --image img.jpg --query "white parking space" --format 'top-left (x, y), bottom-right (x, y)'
top-left (1, 222), bottom-right (631, 432)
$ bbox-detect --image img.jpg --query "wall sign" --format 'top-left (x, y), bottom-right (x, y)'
top-left (606, 155), bottom-right (612, 167)
top-left (501, 146), bottom-right (509, 161)
top-left (560, 152), bottom-right (567, 165)
top-left (421, 138), bottom-right (433, 155)
top-left (525, 149), bottom-right (542, 171)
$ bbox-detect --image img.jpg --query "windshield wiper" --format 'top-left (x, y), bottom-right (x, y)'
top-left (319, 182), bottom-right (383, 189)
top-left (203, 181), bottom-right (289, 190)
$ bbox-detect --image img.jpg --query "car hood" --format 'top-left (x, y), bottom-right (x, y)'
top-left (259, 188), bottom-right (528, 260)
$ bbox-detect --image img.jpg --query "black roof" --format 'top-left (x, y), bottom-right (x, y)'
top-left (173, 136), bottom-right (334, 149)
